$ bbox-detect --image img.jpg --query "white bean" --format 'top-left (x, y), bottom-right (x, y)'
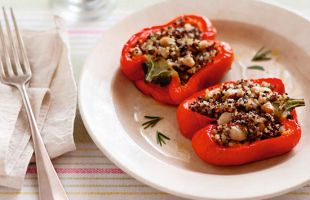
top-left (184, 23), bottom-right (193, 31)
top-left (199, 40), bottom-right (211, 50)
top-left (229, 126), bottom-right (246, 141)
top-left (218, 112), bottom-right (232, 125)
top-left (159, 36), bottom-right (175, 46)
top-left (261, 102), bottom-right (274, 114)
top-left (182, 55), bottom-right (195, 67)
top-left (205, 88), bottom-right (220, 99)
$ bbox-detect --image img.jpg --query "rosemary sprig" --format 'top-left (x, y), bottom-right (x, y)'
top-left (247, 65), bottom-right (265, 71)
top-left (156, 131), bottom-right (170, 146)
top-left (142, 115), bottom-right (163, 129)
top-left (252, 46), bottom-right (272, 61)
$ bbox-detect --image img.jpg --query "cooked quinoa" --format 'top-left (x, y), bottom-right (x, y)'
top-left (189, 80), bottom-right (297, 146)
top-left (129, 19), bottom-right (218, 84)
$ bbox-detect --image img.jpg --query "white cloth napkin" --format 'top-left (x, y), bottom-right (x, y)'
top-left (0, 17), bottom-right (77, 189)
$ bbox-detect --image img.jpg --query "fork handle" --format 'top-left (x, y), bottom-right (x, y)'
top-left (18, 84), bottom-right (69, 200)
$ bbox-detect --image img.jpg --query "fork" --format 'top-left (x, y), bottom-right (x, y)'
top-left (0, 8), bottom-right (69, 200)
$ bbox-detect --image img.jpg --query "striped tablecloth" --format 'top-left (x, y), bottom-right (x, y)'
top-left (0, 0), bottom-right (310, 199)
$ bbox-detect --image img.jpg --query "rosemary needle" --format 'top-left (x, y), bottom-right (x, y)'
top-left (156, 131), bottom-right (170, 146)
top-left (142, 115), bottom-right (163, 129)
top-left (247, 65), bottom-right (265, 71)
top-left (252, 46), bottom-right (272, 61)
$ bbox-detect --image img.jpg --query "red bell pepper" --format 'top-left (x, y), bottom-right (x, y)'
top-left (120, 15), bottom-right (233, 105)
top-left (177, 78), bottom-right (303, 166)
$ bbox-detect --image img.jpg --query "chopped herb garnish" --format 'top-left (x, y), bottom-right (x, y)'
top-left (252, 47), bottom-right (272, 61)
top-left (156, 131), bottom-right (170, 146)
top-left (247, 65), bottom-right (265, 71)
top-left (142, 115), bottom-right (163, 129)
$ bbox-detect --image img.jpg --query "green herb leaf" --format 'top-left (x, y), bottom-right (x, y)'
top-left (143, 58), bottom-right (172, 87)
top-left (252, 47), bottom-right (272, 61)
top-left (142, 115), bottom-right (163, 129)
top-left (156, 131), bottom-right (170, 146)
top-left (247, 65), bottom-right (265, 71)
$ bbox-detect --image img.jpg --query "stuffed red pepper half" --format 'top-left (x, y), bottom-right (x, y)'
top-left (177, 78), bottom-right (305, 165)
top-left (121, 15), bottom-right (233, 105)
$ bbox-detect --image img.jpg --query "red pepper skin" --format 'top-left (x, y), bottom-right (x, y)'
top-left (120, 15), bottom-right (233, 105)
top-left (121, 31), bottom-right (150, 81)
top-left (192, 113), bottom-right (300, 166)
top-left (135, 80), bottom-right (175, 104)
top-left (177, 78), bottom-right (301, 165)
top-left (176, 89), bottom-right (215, 139)
top-left (177, 78), bottom-right (285, 139)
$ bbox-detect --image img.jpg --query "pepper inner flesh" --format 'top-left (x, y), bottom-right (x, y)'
top-left (189, 80), bottom-right (305, 147)
top-left (129, 19), bottom-right (218, 85)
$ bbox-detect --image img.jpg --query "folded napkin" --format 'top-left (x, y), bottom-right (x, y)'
top-left (0, 17), bottom-right (77, 189)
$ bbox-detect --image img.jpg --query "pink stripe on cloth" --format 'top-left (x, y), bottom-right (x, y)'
top-left (27, 167), bottom-right (124, 174)
top-left (68, 29), bottom-right (104, 35)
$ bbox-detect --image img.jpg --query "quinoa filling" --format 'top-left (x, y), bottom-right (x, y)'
top-left (189, 80), bottom-right (305, 146)
top-left (129, 19), bottom-right (218, 85)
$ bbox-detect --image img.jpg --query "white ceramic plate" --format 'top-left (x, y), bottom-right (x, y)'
top-left (79, 0), bottom-right (310, 199)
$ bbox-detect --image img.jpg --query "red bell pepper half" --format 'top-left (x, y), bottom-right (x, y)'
top-left (177, 78), bottom-right (303, 166)
top-left (120, 15), bottom-right (233, 105)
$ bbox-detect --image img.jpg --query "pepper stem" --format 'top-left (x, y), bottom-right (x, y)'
top-left (284, 98), bottom-right (305, 111)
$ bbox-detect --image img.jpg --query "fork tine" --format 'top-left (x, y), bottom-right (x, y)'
top-left (0, 56), bottom-right (6, 78)
top-left (10, 8), bottom-right (30, 76)
top-left (0, 20), bottom-right (14, 77)
top-left (2, 7), bottom-right (23, 76)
